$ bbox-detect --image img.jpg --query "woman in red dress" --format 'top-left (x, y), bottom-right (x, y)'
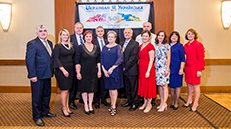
top-left (183, 29), bottom-right (205, 111)
top-left (138, 30), bottom-right (157, 113)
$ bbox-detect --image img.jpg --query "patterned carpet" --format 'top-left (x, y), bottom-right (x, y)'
top-left (0, 93), bottom-right (230, 129)
top-left (204, 93), bottom-right (231, 111)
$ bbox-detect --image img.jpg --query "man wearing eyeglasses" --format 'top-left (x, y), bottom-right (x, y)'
top-left (25, 25), bottom-right (56, 126)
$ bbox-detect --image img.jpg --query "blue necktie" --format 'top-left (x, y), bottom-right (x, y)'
top-left (100, 39), bottom-right (104, 51)
top-left (80, 35), bottom-right (84, 44)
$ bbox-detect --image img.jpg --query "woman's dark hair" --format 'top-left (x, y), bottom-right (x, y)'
top-left (141, 30), bottom-right (151, 37)
top-left (185, 28), bottom-right (198, 40)
top-left (155, 30), bottom-right (167, 44)
top-left (169, 31), bottom-right (180, 43)
top-left (83, 30), bottom-right (94, 43)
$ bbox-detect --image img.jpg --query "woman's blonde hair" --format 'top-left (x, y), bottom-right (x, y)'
top-left (58, 29), bottom-right (72, 47)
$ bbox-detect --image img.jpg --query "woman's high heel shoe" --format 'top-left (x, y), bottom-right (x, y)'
top-left (157, 105), bottom-right (161, 109)
top-left (182, 101), bottom-right (193, 108)
top-left (83, 106), bottom-right (90, 115)
top-left (158, 104), bottom-right (167, 112)
top-left (61, 108), bottom-right (70, 117)
top-left (68, 111), bottom-right (73, 114)
top-left (139, 104), bottom-right (147, 110)
top-left (110, 108), bottom-right (116, 116)
top-left (144, 104), bottom-right (152, 113)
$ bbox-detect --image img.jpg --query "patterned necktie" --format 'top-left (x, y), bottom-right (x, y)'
top-left (100, 39), bottom-right (104, 51)
top-left (45, 40), bottom-right (51, 56)
top-left (122, 41), bottom-right (128, 52)
top-left (80, 35), bottom-right (84, 44)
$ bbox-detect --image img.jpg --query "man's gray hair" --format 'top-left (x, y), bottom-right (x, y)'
top-left (124, 28), bottom-right (133, 34)
top-left (36, 25), bottom-right (47, 33)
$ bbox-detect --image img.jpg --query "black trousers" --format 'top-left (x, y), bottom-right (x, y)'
top-left (31, 78), bottom-right (51, 121)
top-left (94, 76), bottom-right (108, 103)
top-left (123, 75), bottom-right (139, 106)
top-left (69, 74), bottom-right (78, 104)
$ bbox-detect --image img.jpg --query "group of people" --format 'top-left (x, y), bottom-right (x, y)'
top-left (25, 22), bottom-right (205, 126)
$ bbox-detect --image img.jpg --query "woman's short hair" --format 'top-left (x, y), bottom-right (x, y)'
top-left (83, 30), bottom-right (94, 44)
top-left (185, 28), bottom-right (198, 40)
top-left (107, 31), bottom-right (117, 38)
top-left (155, 30), bottom-right (167, 44)
top-left (141, 30), bottom-right (151, 37)
top-left (169, 31), bottom-right (180, 43)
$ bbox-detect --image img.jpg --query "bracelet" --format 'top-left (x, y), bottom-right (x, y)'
top-left (166, 69), bottom-right (170, 72)
top-left (147, 69), bottom-right (150, 72)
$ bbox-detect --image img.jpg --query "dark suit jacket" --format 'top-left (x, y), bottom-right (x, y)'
top-left (93, 37), bottom-right (108, 51)
top-left (121, 39), bottom-right (139, 76)
top-left (25, 37), bottom-right (53, 79)
top-left (70, 33), bottom-right (81, 51)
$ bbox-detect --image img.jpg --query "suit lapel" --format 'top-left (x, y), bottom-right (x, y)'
top-left (124, 39), bottom-right (133, 52)
top-left (36, 37), bottom-right (52, 56)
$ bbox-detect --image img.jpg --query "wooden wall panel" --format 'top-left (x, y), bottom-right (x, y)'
top-left (152, 0), bottom-right (174, 36)
top-left (55, 0), bottom-right (76, 43)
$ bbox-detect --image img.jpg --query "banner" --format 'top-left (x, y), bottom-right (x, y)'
top-left (75, 2), bottom-right (154, 44)
top-left (78, 4), bottom-right (150, 29)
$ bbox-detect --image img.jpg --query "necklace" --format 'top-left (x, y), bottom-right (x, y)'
top-left (61, 42), bottom-right (71, 50)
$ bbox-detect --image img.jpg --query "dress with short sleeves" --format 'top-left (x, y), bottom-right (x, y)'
top-left (53, 44), bottom-right (76, 90)
top-left (76, 44), bottom-right (101, 93)
top-left (138, 43), bottom-right (157, 98)
top-left (154, 44), bottom-right (171, 85)
top-left (101, 44), bottom-right (124, 90)
top-left (184, 40), bottom-right (205, 84)
top-left (169, 43), bottom-right (185, 87)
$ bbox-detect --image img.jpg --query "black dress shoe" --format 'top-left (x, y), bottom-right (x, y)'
top-left (121, 102), bottom-right (131, 107)
top-left (170, 105), bottom-right (174, 108)
top-left (129, 105), bottom-right (138, 111)
top-left (173, 106), bottom-right (178, 110)
top-left (61, 108), bottom-right (70, 117)
top-left (182, 104), bottom-right (189, 108)
top-left (84, 110), bottom-right (90, 115)
top-left (89, 110), bottom-right (95, 114)
top-left (43, 113), bottom-right (56, 118)
top-left (35, 119), bottom-right (44, 126)
top-left (102, 101), bottom-right (110, 107)
top-left (68, 111), bottom-right (74, 114)
top-left (95, 103), bottom-right (100, 109)
top-left (69, 103), bottom-right (77, 110)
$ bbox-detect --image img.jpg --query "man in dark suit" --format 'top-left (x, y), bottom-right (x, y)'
top-left (25, 25), bottom-right (56, 126)
top-left (120, 28), bottom-right (139, 111)
top-left (93, 26), bottom-right (110, 109)
top-left (69, 22), bottom-right (84, 110)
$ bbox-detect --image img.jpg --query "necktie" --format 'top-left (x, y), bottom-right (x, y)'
top-left (122, 41), bottom-right (128, 52)
top-left (100, 39), bottom-right (104, 51)
top-left (45, 40), bottom-right (51, 56)
top-left (80, 35), bottom-right (84, 45)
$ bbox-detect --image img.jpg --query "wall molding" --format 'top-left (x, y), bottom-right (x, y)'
top-left (0, 86), bottom-right (230, 93)
top-left (0, 59), bottom-right (230, 66)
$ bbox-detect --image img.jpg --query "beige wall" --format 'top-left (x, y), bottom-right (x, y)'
top-left (175, 0), bottom-right (231, 86)
top-left (0, 0), bottom-right (56, 86)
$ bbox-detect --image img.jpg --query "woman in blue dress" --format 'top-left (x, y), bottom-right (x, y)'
top-left (154, 31), bottom-right (171, 112)
top-left (169, 31), bottom-right (185, 110)
top-left (101, 31), bottom-right (123, 116)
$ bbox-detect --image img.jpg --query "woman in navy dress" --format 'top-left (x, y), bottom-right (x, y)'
top-left (169, 31), bottom-right (185, 110)
top-left (101, 31), bottom-right (123, 116)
